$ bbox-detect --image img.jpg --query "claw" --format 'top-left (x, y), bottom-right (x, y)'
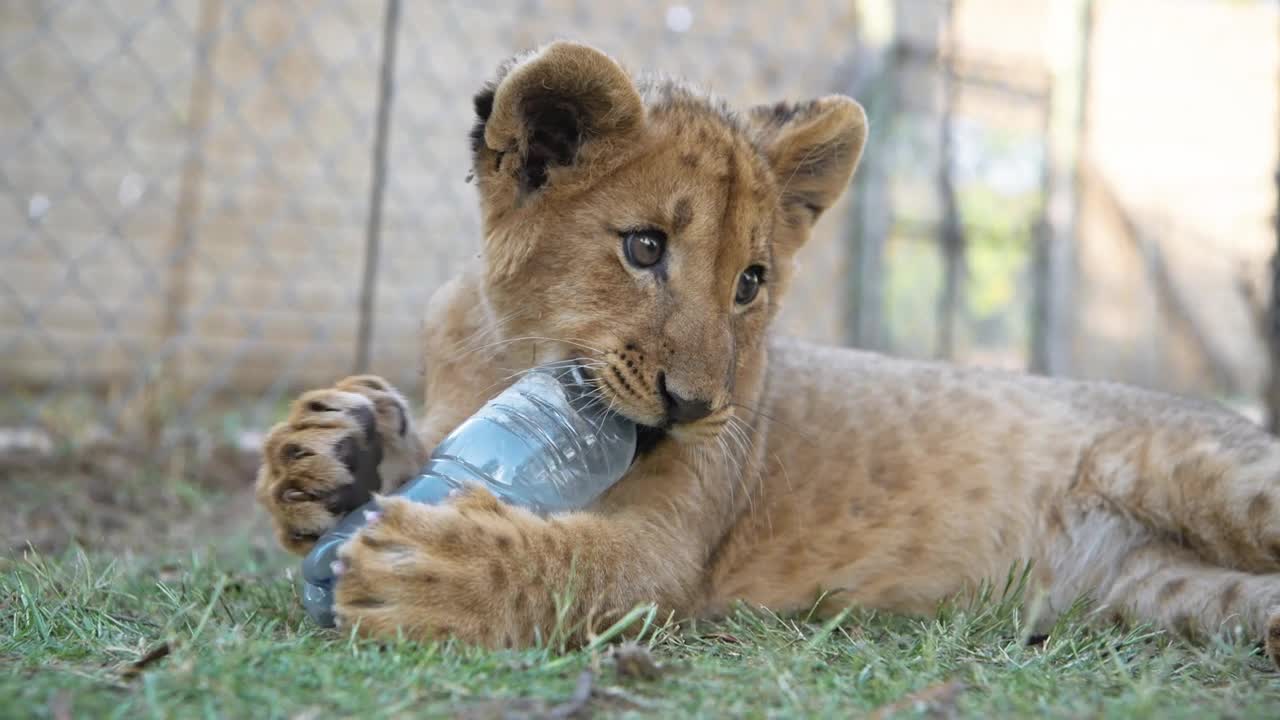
top-left (364, 509), bottom-right (382, 524)
top-left (282, 488), bottom-right (311, 503)
top-left (331, 560), bottom-right (347, 577)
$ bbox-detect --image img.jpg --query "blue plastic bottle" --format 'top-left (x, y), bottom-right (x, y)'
top-left (300, 363), bottom-right (637, 626)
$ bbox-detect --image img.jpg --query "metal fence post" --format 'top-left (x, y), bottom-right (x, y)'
top-left (354, 0), bottom-right (402, 374)
top-left (150, 0), bottom-right (222, 443)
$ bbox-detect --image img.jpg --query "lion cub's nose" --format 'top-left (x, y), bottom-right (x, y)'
top-left (658, 373), bottom-right (714, 424)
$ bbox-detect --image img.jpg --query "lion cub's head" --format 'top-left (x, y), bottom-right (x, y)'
top-left (468, 42), bottom-right (865, 439)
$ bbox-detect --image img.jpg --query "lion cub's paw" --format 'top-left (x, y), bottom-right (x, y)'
top-left (332, 490), bottom-right (543, 646)
top-left (254, 376), bottom-right (423, 554)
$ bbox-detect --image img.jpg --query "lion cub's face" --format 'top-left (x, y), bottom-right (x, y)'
top-left (467, 43), bottom-right (866, 437)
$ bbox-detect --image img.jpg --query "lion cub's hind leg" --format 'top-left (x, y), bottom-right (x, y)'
top-left (1089, 542), bottom-right (1280, 666)
top-left (1064, 404), bottom-right (1280, 665)
top-left (1076, 409), bottom-right (1280, 574)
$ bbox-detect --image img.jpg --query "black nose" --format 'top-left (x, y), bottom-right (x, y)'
top-left (657, 373), bottom-right (714, 423)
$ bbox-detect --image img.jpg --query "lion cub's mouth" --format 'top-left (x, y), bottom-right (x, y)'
top-left (576, 362), bottom-right (669, 458)
top-left (580, 358), bottom-right (728, 457)
top-left (633, 423), bottom-right (668, 458)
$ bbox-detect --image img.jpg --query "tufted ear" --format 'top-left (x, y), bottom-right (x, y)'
top-left (470, 41), bottom-right (644, 195)
top-left (747, 96), bottom-right (867, 228)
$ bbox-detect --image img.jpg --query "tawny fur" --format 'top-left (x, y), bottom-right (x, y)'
top-left (255, 42), bottom-right (1280, 662)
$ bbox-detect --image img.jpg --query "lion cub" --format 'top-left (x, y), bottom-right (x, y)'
top-left (256, 42), bottom-right (1280, 664)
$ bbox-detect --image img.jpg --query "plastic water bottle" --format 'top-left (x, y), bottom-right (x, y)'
top-left (300, 363), bottom-right (637, 627)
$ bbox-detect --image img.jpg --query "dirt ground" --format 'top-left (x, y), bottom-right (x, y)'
top-left (2, 442), bottom-right (270, 560)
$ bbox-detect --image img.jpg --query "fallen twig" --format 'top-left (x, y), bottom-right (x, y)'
top-left (118, 642), bottom-right (171, 680)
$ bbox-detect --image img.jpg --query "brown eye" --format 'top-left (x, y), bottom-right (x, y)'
top-left (622, 230), bottom-right (666, 268)
top-left (735, 265), bottom-right (765, 305)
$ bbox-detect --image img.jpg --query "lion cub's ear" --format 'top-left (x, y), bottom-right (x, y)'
top-left (747, 96), bottom-right (867, 228)
top-left (472, 41), bottom-right (644, 195)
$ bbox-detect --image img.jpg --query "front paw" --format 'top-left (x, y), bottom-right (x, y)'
top-left (332, 490), bottom-right (561, 647)
top-left (254, 375), bottom-right (423, 554)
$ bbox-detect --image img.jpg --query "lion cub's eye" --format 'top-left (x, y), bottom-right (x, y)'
top-left (735, 265), bottom-right (766, 305)
top-left (622, 230), bottom-right (666, 269)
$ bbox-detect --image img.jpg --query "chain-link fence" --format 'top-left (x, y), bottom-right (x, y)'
top-left (1, 0), bottom-right (885, 459)
top-left (3, 0), bottom-right (1275, 470)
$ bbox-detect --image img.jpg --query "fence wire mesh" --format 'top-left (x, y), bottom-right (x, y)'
top-left (2, 0), bottom-right (891, 457)
top-left (7, 0), bottom-right (1267, 469)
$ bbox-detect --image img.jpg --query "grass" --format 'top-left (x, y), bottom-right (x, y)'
top-left (4, 542), bottom-right (1280, 719)
top-left (4, 457), bottom-right (1280, 718)
top-left (8, 388), bottom-right (1280, 716)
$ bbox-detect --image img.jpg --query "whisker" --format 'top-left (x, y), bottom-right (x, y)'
top-left (574, 380), bottom-right (624, 436)
top-left (463, 334), bottom-right (609, 360)
top-left (452, 307), bottom-right (523, 358)
top-left (716, 417), bottom-right (755, 520)
top-left (729, 402), bottom-right (815, 445)
top-left (715, 434), bottom-right (737, 509)
top-left (467, 341), bottom-right (611, 399)
top-left (495, 359), bottom-right (608, 383)
top-left (770, 450), bottom-right (795, 494)
top-left (725, 414), bottom-right (762, 520)
top-left (729, 413), bottom-right (777, 536)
